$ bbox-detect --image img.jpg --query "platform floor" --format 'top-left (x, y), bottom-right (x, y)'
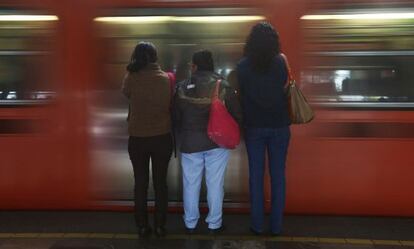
top-left (0, 211), bottom-right (413, 249)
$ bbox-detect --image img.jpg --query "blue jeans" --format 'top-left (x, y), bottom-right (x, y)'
top-left (181, 148), bottom-right (229, 229)
top-left (245, 127), bottom-right (290, 234)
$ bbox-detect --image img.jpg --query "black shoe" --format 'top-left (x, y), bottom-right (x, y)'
top-left (185, 227), bottom-right (196, 235)
top-left (138, 226), bottom-right (152, 238)
top-left (155, 227), bottom-right (166, 238)
top-left (208, 226), bottom-right (225, 235)
top-left (270, 230), bottom-right (282, 237)
top-left (249, 227), bottom-right (263, 236)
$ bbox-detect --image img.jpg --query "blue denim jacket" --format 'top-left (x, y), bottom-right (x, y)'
top-left (236, 55), bottom-right (291, 128)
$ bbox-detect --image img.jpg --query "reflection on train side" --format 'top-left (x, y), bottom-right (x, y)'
top-left (301, 9), bottom-right (414, 108)
top-left (91, 8), bottom-right (264, 204)
top-left (0, 12), bottom-right (58, 105)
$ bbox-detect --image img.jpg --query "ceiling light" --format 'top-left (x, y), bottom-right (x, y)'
top-left (94, 15), bottom-right (265, 23)
top-left (301, 13), bottom-right (414, 20)
top-left (0, 15), bottom-right (58, 21)
top-left (94, 16), bottom-right (173, 23)
top-left (174, 15), bottom-right (265, 23)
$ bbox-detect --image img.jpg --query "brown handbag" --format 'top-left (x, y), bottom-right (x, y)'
top-left (281, 53), bottom-right (314, 124)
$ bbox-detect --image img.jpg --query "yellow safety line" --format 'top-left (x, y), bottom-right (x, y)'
top-left (114, 234), bottom-right (138, 239)
top-left (401, 241), bottom-right (414, 247)
top-left (89, 233), bottom-right (115, 239)
top-left (38, 233), bottom-right (65, 238)
top-left (63, 233), bottom-right (90, 238)
top-left (0, 233), bottom-right (14, 238)
top-left (292, 236), bottom-right (319, 242)
top-left (373, 240), bottom-right (402, 246)
top-left (13, 233), bottom-right (39, 238)
top-left (0, 233), bottom-right (413, 247)
top-left (319, 238), bottom-right (346, 244)
top-left (345, 238), bottom-right (374, 245)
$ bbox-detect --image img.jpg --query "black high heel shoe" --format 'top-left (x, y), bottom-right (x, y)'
top-left (138, 226), bottom-right (152, 238)
top-left (154, 226), bottom-right (166, 237)
top-left (249, 227), bottom-right (263, 236)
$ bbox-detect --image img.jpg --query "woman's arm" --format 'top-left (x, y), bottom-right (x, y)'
top-left (121, 73), bottom-right (131, 98)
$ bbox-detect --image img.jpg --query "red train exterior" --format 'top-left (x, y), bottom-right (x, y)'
top-left (0, 0), bottom-right (413, 216)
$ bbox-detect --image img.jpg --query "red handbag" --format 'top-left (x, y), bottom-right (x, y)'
top-left (207, 79), bottom-right (240, 149)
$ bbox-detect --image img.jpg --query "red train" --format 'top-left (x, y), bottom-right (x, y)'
top-left (0, 0), bottom-right (413, 216)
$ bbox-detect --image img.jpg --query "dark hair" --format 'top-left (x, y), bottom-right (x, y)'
top-left (192, 49), bottom-right (214, 72)
top-left (126, 41), bottom-right (157, 72)
top-left (244, 22), bottom-right (281, 73)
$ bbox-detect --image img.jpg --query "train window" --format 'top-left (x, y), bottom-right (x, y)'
top-left (0, 11), bottom-right (58, 106)
top-left (94, 8), bottom-right (264, 91)
top-left (301, 9), bottom-right (414, 108)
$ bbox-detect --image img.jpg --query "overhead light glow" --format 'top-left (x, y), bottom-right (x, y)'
top-left (173, 15), bottom-right (265, 23)
top-left (94, 16), bottom-right (173, 23)
top-left (339, 95), bottom-right (365, 101)
top-left (0, 15), bottom-right (58, 21)
top-left (301, 13), bottom-right (414, 20)
top-left (94, 15), bottom-right (265, 24)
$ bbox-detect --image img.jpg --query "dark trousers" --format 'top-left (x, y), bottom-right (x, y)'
top-left (245, 127), bottom-right (290, 234)
top-left (128, 133), bottom-right (172, 228)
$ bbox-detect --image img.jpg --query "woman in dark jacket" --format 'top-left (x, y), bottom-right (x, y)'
top-left (122, 42), bottom-right (172, 238)
top-left (174, 50), bottom-right (242, 234)
top-left (236, 22), bottom-right (291, 236)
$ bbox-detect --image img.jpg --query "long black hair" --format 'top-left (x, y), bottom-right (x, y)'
top-left (244, 22), bottom-right (281, 73)
top-left (126, 41), bottom-right (158, 73)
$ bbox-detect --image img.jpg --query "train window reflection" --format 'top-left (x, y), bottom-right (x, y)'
top-left (302, 9), bottom-right (414, 107)
top-left (0, 11), bottom-right (58, 105)
top-left (301, 67), bottom-right (408, 102)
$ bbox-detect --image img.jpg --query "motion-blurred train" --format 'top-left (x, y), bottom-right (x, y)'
top-left (0, 0), bottom-right (413, 216)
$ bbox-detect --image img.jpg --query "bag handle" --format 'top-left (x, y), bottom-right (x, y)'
top-left (166, 72), bottom-right (176, 97)
top-left (280, 53), bottom-right (295, 87)
top-left (212, 79), bottom-right (222, 100)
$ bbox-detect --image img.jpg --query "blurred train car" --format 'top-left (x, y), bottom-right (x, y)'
top-left (0, 0), bottom-right (413, 216)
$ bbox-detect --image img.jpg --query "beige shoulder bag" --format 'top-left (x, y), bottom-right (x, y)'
top-left (281, 53), bottom-right (314, 124)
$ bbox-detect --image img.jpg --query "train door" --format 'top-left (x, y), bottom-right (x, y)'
top-left (91, 8), bottom-right (266, 207)
top-left (0, 10), bottom-right (63, 207)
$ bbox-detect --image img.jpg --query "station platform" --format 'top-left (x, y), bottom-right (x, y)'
top-left (0, 211), bottom-right (413, 249)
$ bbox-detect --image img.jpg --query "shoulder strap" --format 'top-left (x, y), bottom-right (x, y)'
top-left (212, 79), bottom-right (222, 100)
top-left (280, 53), bottom-right (294, 86)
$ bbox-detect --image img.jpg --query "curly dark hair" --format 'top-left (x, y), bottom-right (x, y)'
top-left (127, 41), bottom-right (157, 73)
top-left (244, 22), bottom-right (281, 73)
top-left (192, 49), bottom-right (214, 72)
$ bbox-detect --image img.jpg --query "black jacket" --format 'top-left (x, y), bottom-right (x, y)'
top-left (174, 71), bottom-right (242, 153)
top-left (237, 56), bottom-right (290, 128)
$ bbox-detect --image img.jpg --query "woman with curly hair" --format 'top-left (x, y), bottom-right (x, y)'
top-left (236, 22), bottom-right (291, 236)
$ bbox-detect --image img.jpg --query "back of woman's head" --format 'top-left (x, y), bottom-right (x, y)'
top-left (192, 49), bottom-right (214, 72)
top-left (127, 41), bottom-right (158, 73)
top-left (244, 22), bottom-right (280, 73)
